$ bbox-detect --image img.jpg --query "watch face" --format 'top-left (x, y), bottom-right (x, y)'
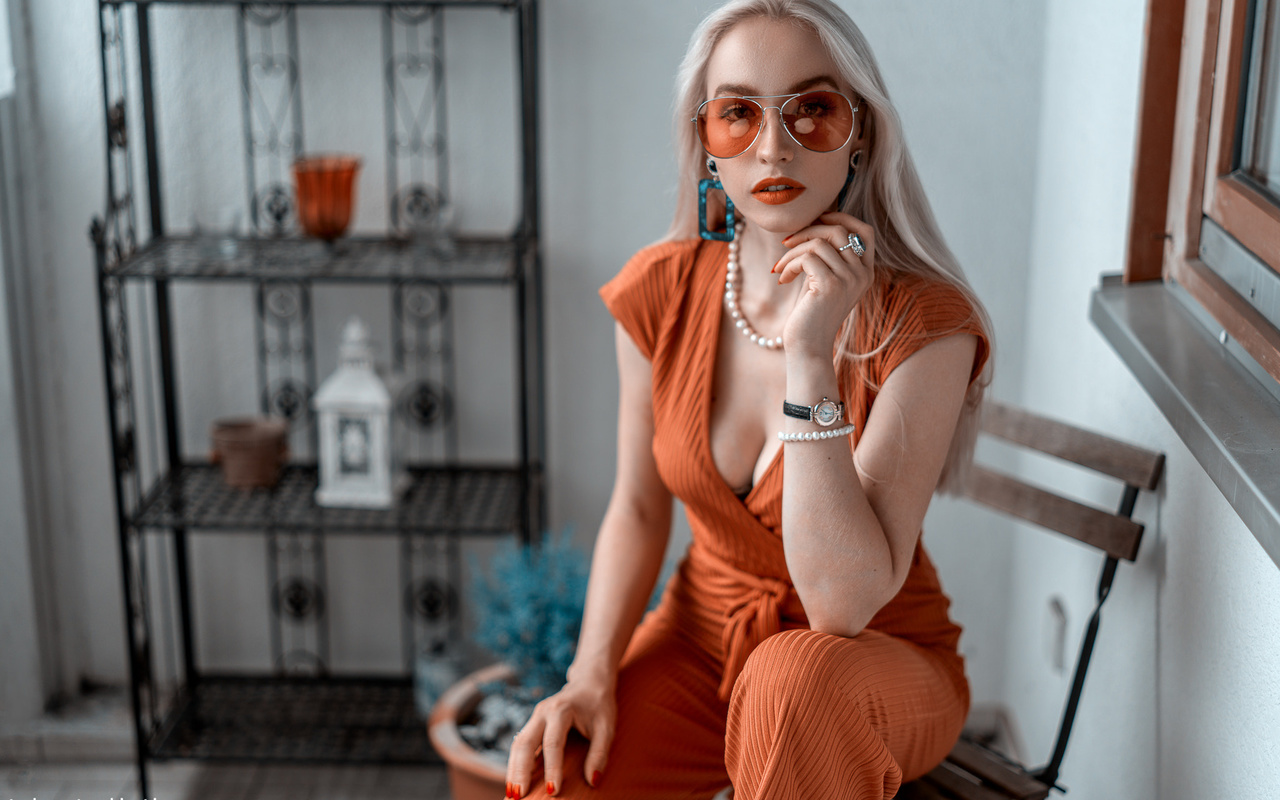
top-left (815, 400), bottom-right (841, 426)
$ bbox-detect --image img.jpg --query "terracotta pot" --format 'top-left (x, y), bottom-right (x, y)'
top-left (210, 416), bottom-right (289, 489)
top-left (293, 155), bottom-right (362, 241)
top-left (428, 662), bottom-right (517, 800)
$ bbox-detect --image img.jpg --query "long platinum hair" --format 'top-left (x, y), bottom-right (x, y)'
top-left (665, 0), bottom-right (994, 495)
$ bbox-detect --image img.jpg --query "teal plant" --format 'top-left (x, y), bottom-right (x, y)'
top-left (470, 527), bottom-right (590, 700)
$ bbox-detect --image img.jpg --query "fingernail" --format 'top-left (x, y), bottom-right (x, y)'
top-left (592, 770), bottom-right (603, 787)
top-left (547, 780), bottom-right (557, 795)
top-left (770, 262), bottom-right (778, 273)
top-left (505, 783), bottom-right (512, 798)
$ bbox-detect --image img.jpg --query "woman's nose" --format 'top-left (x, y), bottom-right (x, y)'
top-left (753, 107), bottom-right (794, 162)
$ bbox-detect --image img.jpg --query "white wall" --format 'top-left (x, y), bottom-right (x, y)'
top-left (0, 99), bottom-right (45, 724)
top-left (1007, 0), bottom-right (1280, 798)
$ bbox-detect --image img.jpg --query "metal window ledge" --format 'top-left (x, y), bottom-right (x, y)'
top-left (1090, 277), bottom-right (1280, 567)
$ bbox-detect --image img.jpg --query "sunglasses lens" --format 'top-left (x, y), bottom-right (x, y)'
top-left (781, 91), bottom-right (855, 152)
top-left (697, 97), bottom-right (762, 158)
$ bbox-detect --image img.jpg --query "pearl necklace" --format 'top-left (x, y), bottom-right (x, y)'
top-left (724, 222), bottom-right (784, 350)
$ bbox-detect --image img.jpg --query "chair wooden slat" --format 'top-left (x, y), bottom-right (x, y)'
top-left (916, 762), bottom-right (1023, 800)
top-left (981, 400), bottom-right (1165, 490)
top-left (966, 465), bottom-right (1145, 561)
top-left (894, 778), bottom-right (954, 800)
top-left (942, 740), bottom-right (1051, 800)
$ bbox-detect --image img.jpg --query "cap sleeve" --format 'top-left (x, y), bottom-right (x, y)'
top-left (598, 240), bottom-right (697, 360)
top-left (878, 277), bottom-right (990, 386)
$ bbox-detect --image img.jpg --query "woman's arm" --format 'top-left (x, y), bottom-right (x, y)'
top-left (566, 321), bottom-right (674, 684)
top-left (781, 332), bottom-right (977, 637)
top-left (506, 322), bottom-right (673, 796)
top-left (772, 211), bottom-right (980, 638)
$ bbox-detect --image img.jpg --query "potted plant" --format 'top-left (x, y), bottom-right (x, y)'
top-left (427, 529), bottom-right (590, 800)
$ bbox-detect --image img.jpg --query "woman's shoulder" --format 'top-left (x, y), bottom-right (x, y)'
top-left (600, 236), bottom-right (708, 360)
top-left (601, 237), bottom-right (706, 311)
top-left (872, 270), bottom-right (989, 384)
top-left (879, 270), bottom-right (982, 331)
top-left (621, 236), bottom-right (705, 276)
top-left (884, 270), bottom-right (973, 307)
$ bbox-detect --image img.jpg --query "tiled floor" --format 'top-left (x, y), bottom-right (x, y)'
top-left (0, 762), bottom-right (453, 800)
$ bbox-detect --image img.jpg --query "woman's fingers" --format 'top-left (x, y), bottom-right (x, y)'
top-left (820, 211), bottom-right (876, 264)
top-left (506, 712), bottom-right (545, 798)
top-left (540, 709), bottom-right (572, 796)
top-left (775, 241), bottom-right (839, 287)
top-left (583, 710), bottom-right (615, 789)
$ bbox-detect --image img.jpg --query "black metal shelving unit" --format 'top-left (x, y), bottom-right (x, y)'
top-left (90, 2), bottom-right (543, 796)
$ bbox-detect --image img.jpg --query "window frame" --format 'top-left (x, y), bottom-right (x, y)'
top-left (1135, 0), bottom-right (1280, 382)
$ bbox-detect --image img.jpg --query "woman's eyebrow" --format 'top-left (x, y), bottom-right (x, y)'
top-left (711, 75), bottom-right (841, 97)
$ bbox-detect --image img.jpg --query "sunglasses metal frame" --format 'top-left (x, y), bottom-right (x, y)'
top-left (692, 90), bottom-right (860, 158)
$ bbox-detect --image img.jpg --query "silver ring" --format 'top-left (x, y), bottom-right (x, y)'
top-left (837, 233), bottom-right (866, 257)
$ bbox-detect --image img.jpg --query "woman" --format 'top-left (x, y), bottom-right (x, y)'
top-left (506, 1), bottom-right (992, 797)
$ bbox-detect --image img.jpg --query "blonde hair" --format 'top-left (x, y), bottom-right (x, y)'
top-left (665, 0), bottom-right (993, 495)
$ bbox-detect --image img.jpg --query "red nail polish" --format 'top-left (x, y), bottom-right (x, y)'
top-left (592, 770), bottom-right (603, 787)
top-left (505, 783), bottom-right (512, 798)
top-left (547, 781), bottom-right (556, 795)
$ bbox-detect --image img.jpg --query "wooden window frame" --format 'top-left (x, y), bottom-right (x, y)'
top-left (1129, 0), bottom-right (1280, 382)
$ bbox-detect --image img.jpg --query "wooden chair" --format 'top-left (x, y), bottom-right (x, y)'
top-left (898, 400), bottom-right (1165, 800)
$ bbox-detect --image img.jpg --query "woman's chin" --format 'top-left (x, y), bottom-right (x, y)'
top-left (739, 204), bottom-right (831, 236)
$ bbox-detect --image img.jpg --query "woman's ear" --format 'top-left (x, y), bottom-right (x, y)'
top-left (853, 96), bottom-right (871, 149)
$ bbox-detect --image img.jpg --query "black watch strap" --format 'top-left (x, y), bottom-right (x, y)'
top-left (782, 401), bottom-right (813, 421)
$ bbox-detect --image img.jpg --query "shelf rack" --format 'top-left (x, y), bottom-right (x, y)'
top-left (91, 0), bottom-right (543, 794)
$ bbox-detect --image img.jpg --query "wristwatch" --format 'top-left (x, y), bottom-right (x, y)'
top-left (783, 397), bottom-right (845, 427)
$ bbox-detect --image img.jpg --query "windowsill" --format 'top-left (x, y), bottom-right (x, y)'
top-left (1090, 276), bottom-right (1280, 568)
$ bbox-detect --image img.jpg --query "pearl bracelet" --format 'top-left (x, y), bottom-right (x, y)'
top-left (777, 422), bottom-right (857, 443)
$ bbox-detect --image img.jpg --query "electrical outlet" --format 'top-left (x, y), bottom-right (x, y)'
top-left (1045, 596), bottom-right (1067, 674)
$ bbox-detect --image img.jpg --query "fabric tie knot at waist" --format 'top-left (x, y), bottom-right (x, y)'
top-left (718, 573), bottom-right (791, 701)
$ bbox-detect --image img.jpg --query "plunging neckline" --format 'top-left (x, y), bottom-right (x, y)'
top-left (701, 241), bottom-right (784, 505)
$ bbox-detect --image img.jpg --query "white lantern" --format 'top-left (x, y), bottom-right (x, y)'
top-left (314, 317), bottom-right (407, 508)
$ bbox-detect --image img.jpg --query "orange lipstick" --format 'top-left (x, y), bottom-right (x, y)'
top-left (752, 177), bottom-right (806, 205)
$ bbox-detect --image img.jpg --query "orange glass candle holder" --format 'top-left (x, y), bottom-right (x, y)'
top-left (292, 155), bottom-right (362, 241)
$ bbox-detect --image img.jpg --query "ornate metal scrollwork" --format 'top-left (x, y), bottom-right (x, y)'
top-left (240, 5), bottom-right (302, 236)
top-left (263, 281), bottom-right (307, 322)
top-left (263, 379), bottom-right (311, 422)
top-left (273, 577), bottom-right (325, 621)
top-left (276, 649), bottom-right (327, 676)
top-left (385, 7), bottom-right (450, 238)
top-left (398, 380), bottom-right (451, 430)
top-left (255, 183), bottom-right (294, 236)
top-left (391, 184), bottom-right (446, 237)
top-left (400, 282), bottom-right (448, 326)
top-left (245, 3), bottom-right (289, 26)
top-left (390, 5), bottom-right (434, 26)
top-left (107, 99), bottom-right (127, 149)
top-left (405, 577), bottom-right (457, 622)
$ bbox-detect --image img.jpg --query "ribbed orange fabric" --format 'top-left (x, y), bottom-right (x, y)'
top-left (523, 239), bottom-right (987, 800)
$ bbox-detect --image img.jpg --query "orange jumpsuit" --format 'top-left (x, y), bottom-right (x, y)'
top-left (527, 239), bottom-right (989, 800)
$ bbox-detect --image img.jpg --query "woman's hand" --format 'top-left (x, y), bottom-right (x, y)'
top-left (773, 211), bottom-right (877, 358)
top-left (505, 673), bottom-right (617, 798)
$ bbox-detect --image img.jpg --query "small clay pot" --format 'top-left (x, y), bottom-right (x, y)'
top-left (428, 662), bottom-right (516, 800)
top-left (210, 416), bottom-right (289, 489)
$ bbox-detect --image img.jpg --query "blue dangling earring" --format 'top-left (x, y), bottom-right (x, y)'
top-left (698, 158), bottom-right (736, 241)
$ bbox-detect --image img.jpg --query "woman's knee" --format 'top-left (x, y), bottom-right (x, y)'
top-left (733, 628), bottom-right (851, 708)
